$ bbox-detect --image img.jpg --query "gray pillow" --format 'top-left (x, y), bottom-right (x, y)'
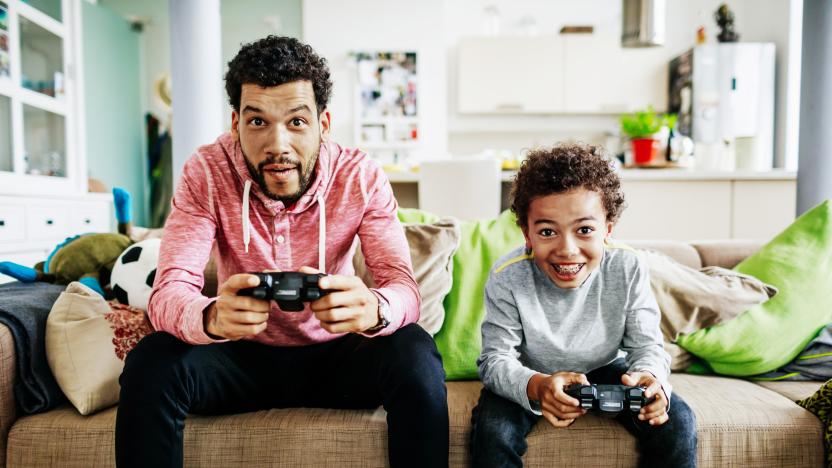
top-left (639, 249), bottom-right (778, 371)
top-left (353, 219), bottom-right (460, 335)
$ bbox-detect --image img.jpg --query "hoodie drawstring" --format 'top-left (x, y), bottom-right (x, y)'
top-left (317, 195), bottom-right (325, 272)
top-left (241, 181), bottom-right (326, 273)
top-left (242, 180), bottom-right (251, 253)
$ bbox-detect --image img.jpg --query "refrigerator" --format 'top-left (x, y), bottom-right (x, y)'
top-left (669, 43), bottom-right (775, 171)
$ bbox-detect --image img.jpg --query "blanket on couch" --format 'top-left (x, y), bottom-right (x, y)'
top-left (0, 282), bottom-right (67, 414)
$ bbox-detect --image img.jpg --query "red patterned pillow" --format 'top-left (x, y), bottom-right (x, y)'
top-left (106, 302), bottom-right (154, 361)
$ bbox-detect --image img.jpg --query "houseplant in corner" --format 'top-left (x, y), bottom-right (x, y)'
top-left (620, 107), bottom-right (675, 166)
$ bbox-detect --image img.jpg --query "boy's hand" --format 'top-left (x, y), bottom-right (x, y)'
top-left (528, 372), bottom-right (590, 428)
top-left (622, 372), bottom-right (669, 426)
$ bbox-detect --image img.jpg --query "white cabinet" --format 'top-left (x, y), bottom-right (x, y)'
top-left (0, 0), bottom-right (86, 197)
top-left (563, 33), bottom-right (667, 113)
top-left (614, 181), bottom-right (732, 240)
top-left (26, 204), bottom-right (70, 241)
top-left (0, 0), bottom-right (112, 286)
top-left (732, 180), bottom-right (796, 239)
top-left (458, 35), bottom-right (563, 114)
top-left (0, 193), bottom-right (113, 284)
top-left (0, 204), bottom-right (25, 242)
top-left (613, 176), bottom-right (796, 241)
top-left (458, 33), bottom-right (667, 115)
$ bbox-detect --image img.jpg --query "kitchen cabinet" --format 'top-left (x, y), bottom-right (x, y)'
top-left (614, 181), bottom-right (733, 240)
top-left (457, 35), bottom-right (563, 114)
top-left (388, 169), bottom-right (796, 241)
top-left (458, 33), bottom-right (667, 115)
top-left (613, 176), bottom-right (796, 241)
top-left (732, 180), bottom-right (796, 239)
top-left (563, 32), bottom-right (667, 113)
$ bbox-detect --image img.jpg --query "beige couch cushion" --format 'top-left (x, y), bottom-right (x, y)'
top-left (621, 240), bottom-right (703, 269)
top-left (0, 325), bottom-right (16, 468)
top-left (691, 240), bottom-right (766, 269)
top-left (755, 380), bottom-right (825, 402)
top-left (8, 375), bottom-right (822, 467)
top-left (673, 374), bottom-right (823, 467)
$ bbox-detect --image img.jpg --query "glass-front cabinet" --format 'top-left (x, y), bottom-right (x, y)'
top-left (0, 0), bottom-right (83, 195)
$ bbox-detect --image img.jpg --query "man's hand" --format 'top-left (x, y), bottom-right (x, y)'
top-left (527, 371), bottom-right (590, 428)
top-left (622, 371), bottom-right (669, 426)
top-left (300, 266), bottom-right (380, 334)
top-left (203, 273), bottom-right (270, 340)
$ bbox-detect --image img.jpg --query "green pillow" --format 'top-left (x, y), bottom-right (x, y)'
top-left (431, 210), bottom-right (525, 380)
top-left (676, 200), bottom-right (832, 376)
top-left (397, 208), bottom-right (441, 225)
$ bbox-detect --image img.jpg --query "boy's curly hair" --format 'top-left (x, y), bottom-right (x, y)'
top-left (510, 143), bottom-right (626, 228)
top-left (225, 36), bottom-right (332, 115)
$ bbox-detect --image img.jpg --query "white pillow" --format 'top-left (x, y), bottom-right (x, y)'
top-left (46, 282), bottom-right (153, 415)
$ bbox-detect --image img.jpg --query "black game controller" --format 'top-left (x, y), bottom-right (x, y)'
top-left (564, 384), bottom-right (656, 415)
top-left (238, 272), bottom-right (329, 311)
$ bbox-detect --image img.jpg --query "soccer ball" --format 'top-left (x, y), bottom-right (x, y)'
top-left (110, 238), bottom-right (162, 310)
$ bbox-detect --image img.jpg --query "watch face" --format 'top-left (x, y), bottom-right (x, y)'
top-left (380, 301), bottom-right (390, 322)
top-left (377, 300), bottom-right (391, 328)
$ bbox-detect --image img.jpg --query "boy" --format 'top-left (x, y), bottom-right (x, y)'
top-left (470, 143), bottom-right (697, 467)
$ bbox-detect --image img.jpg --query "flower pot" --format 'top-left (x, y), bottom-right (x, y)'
top-left (631, 138), bottom-right (658, 165)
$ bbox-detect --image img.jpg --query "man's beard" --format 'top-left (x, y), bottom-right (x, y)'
top-left (243, 146), bottom-right (319, 206)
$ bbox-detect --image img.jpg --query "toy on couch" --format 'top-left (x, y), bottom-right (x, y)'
top-left (109, 238), bottom-right (161, 310)
top-left (0, 188), bottom-right (137, 296)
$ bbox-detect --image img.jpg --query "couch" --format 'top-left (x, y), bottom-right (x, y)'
top-left (0, 239), bottom-right (824, 467)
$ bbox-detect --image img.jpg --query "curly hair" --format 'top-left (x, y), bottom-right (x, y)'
top-left (225, 36), bottom-right (332, 115)
top-left (510, 143), bottom-right (626, 228)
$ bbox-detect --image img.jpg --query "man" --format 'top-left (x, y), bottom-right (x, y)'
top-left (115, 36), bottom-right (448, 468)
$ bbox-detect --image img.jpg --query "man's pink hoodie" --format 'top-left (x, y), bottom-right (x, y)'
top-left (148, 132), bottom-right (420, 346)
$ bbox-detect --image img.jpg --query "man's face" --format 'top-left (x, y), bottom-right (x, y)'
top-left (231, 81), bottom-right (331, 205)
top-left (522, 188), bottom-right (614, 289)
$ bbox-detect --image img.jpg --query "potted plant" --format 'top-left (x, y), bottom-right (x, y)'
top-left (620, 107), bottom-right (675, 166)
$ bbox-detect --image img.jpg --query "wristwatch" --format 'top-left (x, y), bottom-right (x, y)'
top-left (366, 295), bottom-right (390, 333)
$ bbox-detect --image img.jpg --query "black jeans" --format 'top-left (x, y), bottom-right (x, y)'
top-left (115, 323), bottom-right (449, 468)
top-left (470, 359), bottom-right (697, 468)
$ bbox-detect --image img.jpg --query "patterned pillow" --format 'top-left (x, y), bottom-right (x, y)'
top-left (797, 379), bottom-right (832, 466)
top-left (46, 282), bottom-right (153, 415)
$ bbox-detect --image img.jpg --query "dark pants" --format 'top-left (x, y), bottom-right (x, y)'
top-left (470, 359), bottom-right (697, 468)
top-left (115, 323), bottom-right (449, 468)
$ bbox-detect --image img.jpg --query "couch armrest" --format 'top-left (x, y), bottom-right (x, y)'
top-left (0, 323), bottom-right (17, 468)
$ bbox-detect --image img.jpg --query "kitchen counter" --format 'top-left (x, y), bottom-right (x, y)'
top-left (385, 166), bottom-right (797, 241)
top-left (385, 168), bottom-right (796, 183)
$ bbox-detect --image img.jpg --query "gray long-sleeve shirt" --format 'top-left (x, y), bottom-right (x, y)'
top-left (477, 244), bottom-right (671, 414)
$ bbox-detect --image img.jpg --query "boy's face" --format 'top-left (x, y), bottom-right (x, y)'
top-left (522, 188), bottom-right (614, 289)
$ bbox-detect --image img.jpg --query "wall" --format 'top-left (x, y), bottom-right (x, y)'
top-left (98, 0), bottom-right (799, 170)
top-left (445, 0), bottom-right (799, 167)
top-left (101, 0), bottom-right (303, 128)
top-left (302, 0), bottom-right (448, 160)
top-left (221, 0), bottom-right (302, 77)
top-left (302, 0), bottom-right (798, 168)
top-left (82, 0), bottom-right (146, 225)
